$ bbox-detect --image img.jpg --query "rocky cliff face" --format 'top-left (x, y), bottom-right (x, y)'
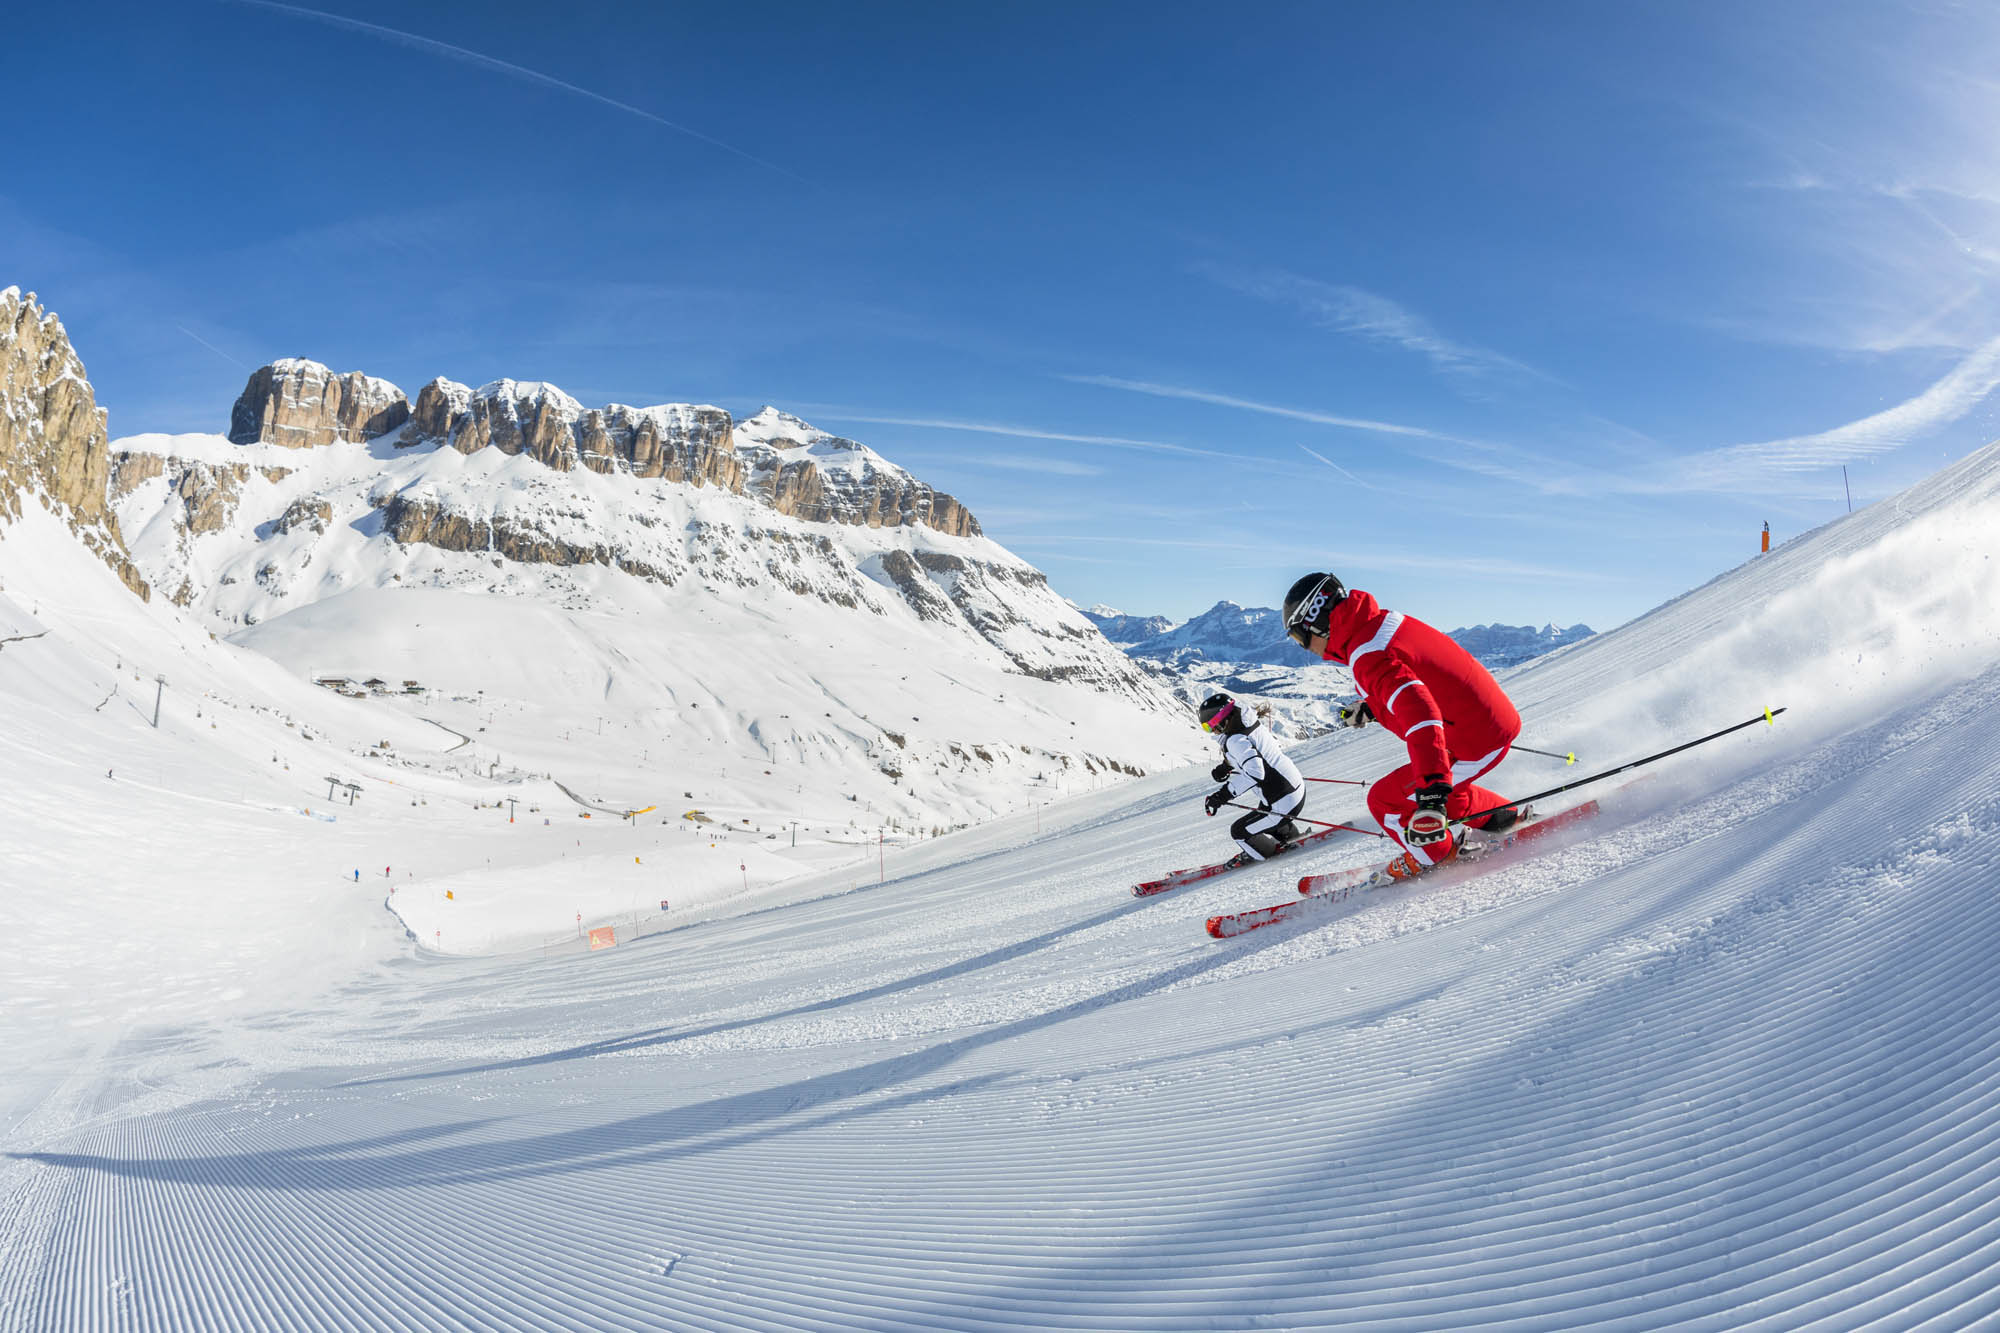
top-left (409, 378), bottom-right (745, 490)
top-left (0, 288), bottom-right (149, 600)
top-left (740, 409), bottom-right (981, 540)
top-left (229, 359), bottom-right (409, 448)
top-left (111, 368), bottom-right (1014, 628)
top-left (219, 362), bottom-right (981, 546)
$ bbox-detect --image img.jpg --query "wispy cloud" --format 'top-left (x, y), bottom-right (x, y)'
top-left (1634, 332), bottom-right (2000, 493)
top-left (1194, 262), bottom-right (1555, 383)
top-left (811, 411), bottom-right (1316, 473)
top-left (1061, 374), bottom-right (1484, 445)
top-left (899, 451), bottom-right (1104, 477)
top-left (1061, 373), bottom-right (1580, 493)
top-left (226, 0), bottom-right (802, 182)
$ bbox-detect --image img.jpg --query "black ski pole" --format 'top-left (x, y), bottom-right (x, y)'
top-left (1218, 802), bottom-right (1385, 838)
top-left (1512, 744), bottom-right (1577, 765)
top-left (1456, 707), bottom-right (1786, 828)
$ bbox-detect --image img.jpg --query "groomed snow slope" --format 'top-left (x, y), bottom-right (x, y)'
top-left (5, 442), bottom-right (2000, 1329)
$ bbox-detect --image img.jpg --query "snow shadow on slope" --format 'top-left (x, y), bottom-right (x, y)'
top-left (9, 940), bottom-right (1429, 1196)
top-left (340, 892), bottom-right (1174, 1087)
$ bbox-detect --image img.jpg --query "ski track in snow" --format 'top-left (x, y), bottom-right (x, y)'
top-left (8, 445), bottom-right (2000, 1327)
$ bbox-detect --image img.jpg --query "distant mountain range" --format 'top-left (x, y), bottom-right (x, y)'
top-left (1079, 605), bottom-right (1175, 648)
top-left (1444, 620), bottom-right (1599, 669)
top-left (1080, 601), bottom-right (1594, 672)
top-left (1077, 600), bottom-right (1595, 739)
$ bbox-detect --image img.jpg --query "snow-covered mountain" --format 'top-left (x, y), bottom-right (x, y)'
top-left (1121, 599), bottom-right (1320, 668)
top-left (1075, 603), bottom-right (1174, 647)
top-left (103, 359), bottom-right (1208, 832)
top-left (1448, 620), bottom-right (1596, 668)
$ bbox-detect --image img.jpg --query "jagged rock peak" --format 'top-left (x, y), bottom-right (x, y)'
top-left (399, 384), bottom-right (981, 539)
top-left (0, 288), bottom-right (150, 599)
top-left (229, 358), bottom-right (411, 448)
top-left (407, 376), bottom-right (740, 484)
top-left (736, 406), bottom-right (863, 453)
top-left (471, 378), bottom-right (585, 416)
top-left (733, 408), bottom-right (982, 539)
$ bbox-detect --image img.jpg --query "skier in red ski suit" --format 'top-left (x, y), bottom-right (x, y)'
top-left (1282, 572), bottom-right (1522, 871)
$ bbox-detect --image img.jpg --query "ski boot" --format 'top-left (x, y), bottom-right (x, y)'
top-left (1382, 830), bottom-right (1465, 881)
top-left (1462, 804), bottom-right (1536, 861)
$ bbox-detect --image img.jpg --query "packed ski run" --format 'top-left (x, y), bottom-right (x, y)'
top-left (7, 419), bottom-right (2000, 1328)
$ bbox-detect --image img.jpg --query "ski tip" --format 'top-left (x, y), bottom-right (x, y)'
top-left (1296, 877), bottom-right (1313, 896)
top-left (1204, 916), bottom-right (1226, 938)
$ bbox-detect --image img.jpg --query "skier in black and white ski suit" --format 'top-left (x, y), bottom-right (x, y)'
top-left (1198, 693), bottom-right (1305, 862)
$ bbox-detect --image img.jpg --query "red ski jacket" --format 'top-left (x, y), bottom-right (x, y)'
top-left (1317, 589), bottom-right (1521, 791)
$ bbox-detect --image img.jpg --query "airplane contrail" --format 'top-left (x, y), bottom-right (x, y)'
top-left (227, 0), bottom-right (804, 182)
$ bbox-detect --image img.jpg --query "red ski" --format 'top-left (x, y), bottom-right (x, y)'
top-left (1294, 799), bottom-right (1599, 896)
top-left (1131, 823), bottom-right (1352, 897)
top-left (1205, 799), bottom-right (1602, 938)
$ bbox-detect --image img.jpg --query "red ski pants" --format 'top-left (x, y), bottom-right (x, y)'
top-left (1367, 741), bottom-right (1513, 867)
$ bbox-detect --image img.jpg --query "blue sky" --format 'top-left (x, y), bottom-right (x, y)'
top-left (13, 1), bottom-right (2000, 632)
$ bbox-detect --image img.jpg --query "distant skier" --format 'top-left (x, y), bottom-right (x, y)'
top-left (1198, 693), bottom-right (1306, 865)
top-left (1282, 572), bottom-right (1524, 875)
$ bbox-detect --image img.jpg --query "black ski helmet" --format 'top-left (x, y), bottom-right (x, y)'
top-left (1282, 572), bottom-right (1346, 648)
top-left (1197, 692), bottom-right (1246, 735)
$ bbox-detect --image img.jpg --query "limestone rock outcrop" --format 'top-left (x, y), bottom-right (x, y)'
top-left (272, 496), bottom-right (333, 535)
top-left (0, 288), bottom-right (149, 599)
top-left (229, 359), bottom-right (409, 448)
top-left (737, 409), bottom-right (981, 539)
top-left (409, 378), bottom-right (744, 490)
top-left (397, 386), bottom-right (978, 538)
top-left (380, 495), bottom-right (623, 574)
top-left (763, 453), bottom-right (980, 538)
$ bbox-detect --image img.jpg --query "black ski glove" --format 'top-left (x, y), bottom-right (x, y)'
top-left (1339, 702), bottom-right (1373, 729)
top-left (1210, 760), bottom-right (1232, 783)
top-left (1406, 782), bottom-right (1453, 846)
top-left (1204, 786), bottom-right (1232, 817)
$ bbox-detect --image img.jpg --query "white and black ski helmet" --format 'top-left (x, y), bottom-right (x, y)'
top-left (1283, 572), bottom-right (1346, 648)
top-left (1197, 693), bottom-right (1246, 735)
